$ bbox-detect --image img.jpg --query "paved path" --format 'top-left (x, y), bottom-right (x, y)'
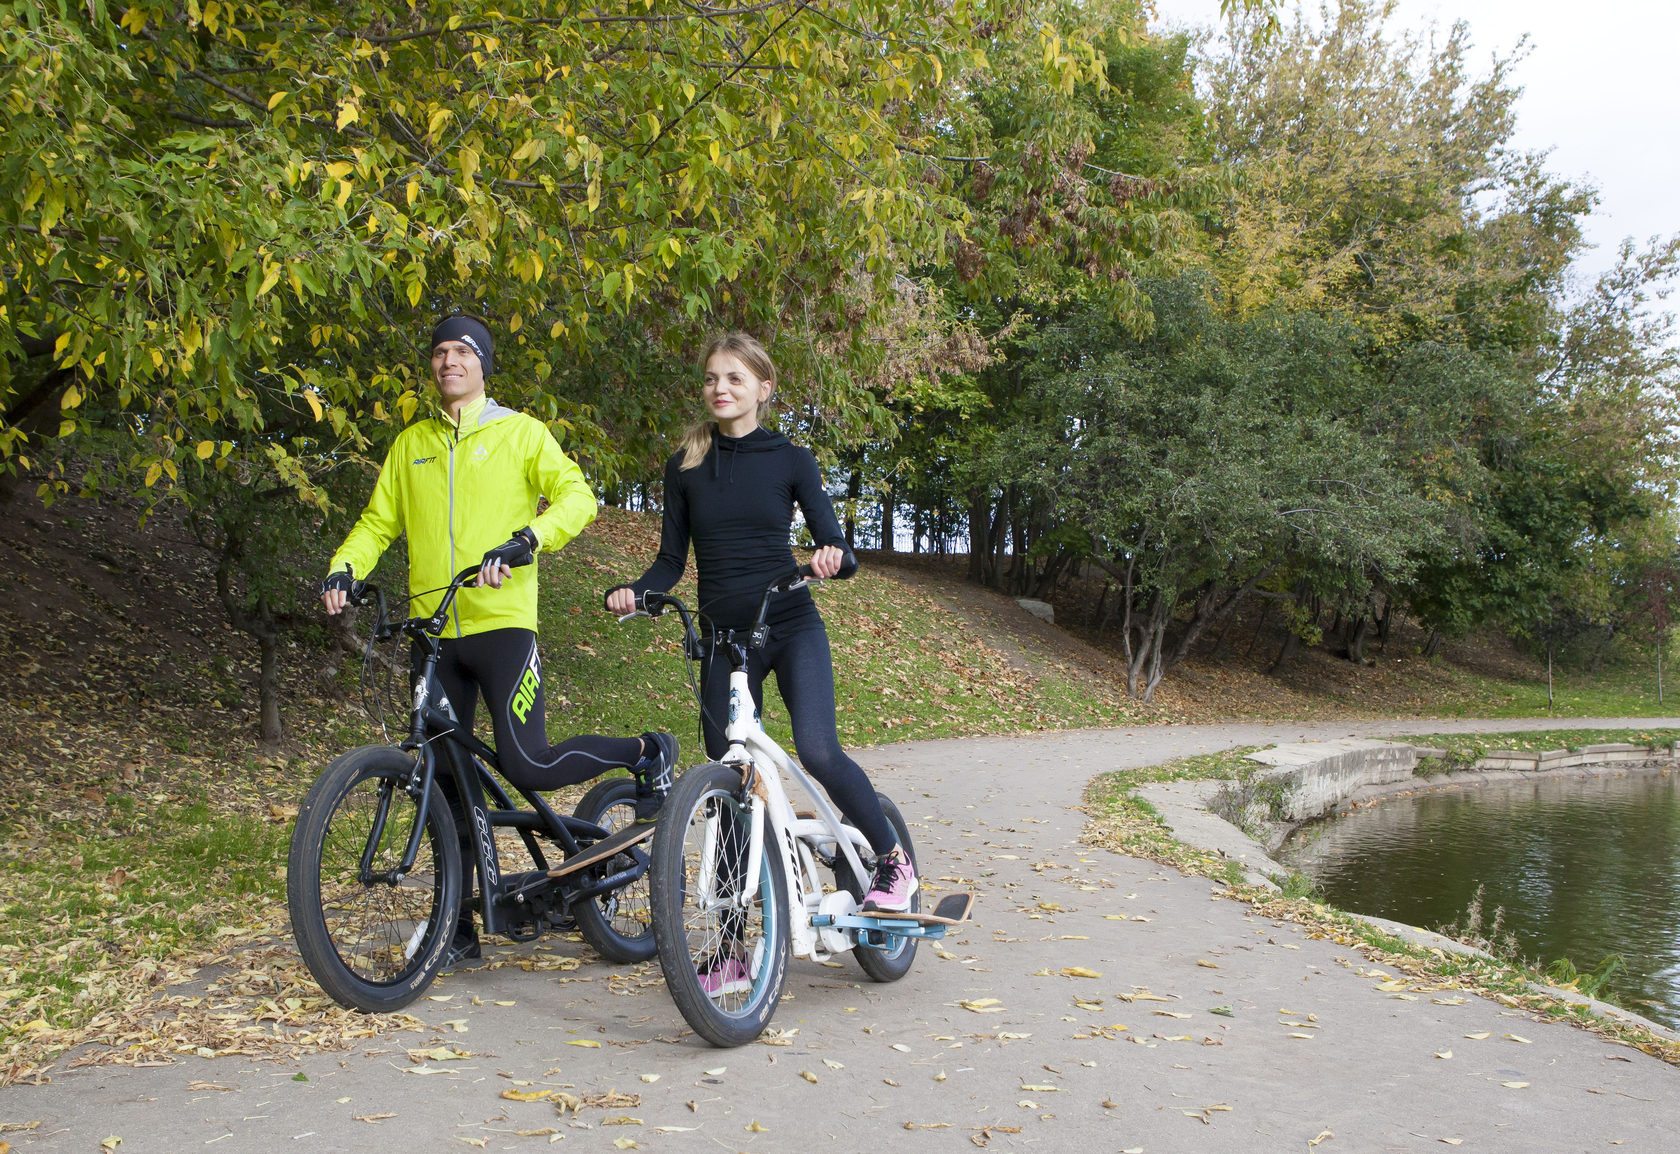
top-left (9, 718), bottom-right (1680, 1152)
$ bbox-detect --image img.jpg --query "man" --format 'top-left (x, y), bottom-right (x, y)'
top-left (322, 313), bottom-right (675, 966)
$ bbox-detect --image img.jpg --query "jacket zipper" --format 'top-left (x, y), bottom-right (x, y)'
top-left (448, 424), bottom-right (461, 638)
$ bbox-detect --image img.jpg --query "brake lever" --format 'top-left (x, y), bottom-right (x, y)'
top-left (616, 610), bottom-right (651, 624)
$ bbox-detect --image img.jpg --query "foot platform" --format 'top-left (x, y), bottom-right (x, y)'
top-left (815, 892), bottom-right (976, 938)
top-left (547, 822), bottom-right (655, 878)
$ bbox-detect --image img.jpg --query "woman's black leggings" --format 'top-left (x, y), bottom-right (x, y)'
top-left (698, 621), bottom-right (896, 854)
top-left (414, 628), bottom-right (644, 792)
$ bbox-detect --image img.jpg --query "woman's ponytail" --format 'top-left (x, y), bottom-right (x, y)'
top-left (678, 420), bottom-right (718, 472)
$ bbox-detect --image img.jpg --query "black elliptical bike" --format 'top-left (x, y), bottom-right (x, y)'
top-left (287, 567), bottom-right (659, 1012)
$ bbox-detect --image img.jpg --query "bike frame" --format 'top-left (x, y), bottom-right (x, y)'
top-left (357, 568), bottom-right (639, 937)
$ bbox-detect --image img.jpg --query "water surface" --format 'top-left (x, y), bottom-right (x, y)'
top-left (1277, 769), bottom-right (1680, 1027)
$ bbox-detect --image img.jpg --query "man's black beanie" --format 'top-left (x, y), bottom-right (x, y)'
top-left (431, 314), bottom-right (494, 378)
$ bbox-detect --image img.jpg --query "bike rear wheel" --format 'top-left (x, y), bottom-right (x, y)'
top-left (650, 762), bottom-right (789, 1047)
top-left (570, 777), bottom-right (658, 963)
top-left (288, 746), bottom-right (462, 1012)
top-left (849, 791), bottom-right (920, 983)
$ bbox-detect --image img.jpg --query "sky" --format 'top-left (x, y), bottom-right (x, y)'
top-left (1150, 0), bottom-right (1680, 296)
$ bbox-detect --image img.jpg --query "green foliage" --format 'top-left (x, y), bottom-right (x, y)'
top-left (0, 0), bottom-right (1035, 496)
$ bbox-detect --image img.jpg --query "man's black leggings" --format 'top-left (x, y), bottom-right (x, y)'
top-left (697, 621), bottom-right (896, 854)
top-left (412, 628), bottom-right (643, 792)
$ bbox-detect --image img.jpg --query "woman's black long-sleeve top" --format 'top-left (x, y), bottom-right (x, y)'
top-left (630, 427), bottom-right (850, 632)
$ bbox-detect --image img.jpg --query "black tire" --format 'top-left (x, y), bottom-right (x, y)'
top-left (569, 777), bottom-right (658, 964)
top-left (847, 791), bottom-right (921, 983)
top-left (287, 746), bottom-right (462, 1012)
top-left (650, 762), bottom-right (790, 1047)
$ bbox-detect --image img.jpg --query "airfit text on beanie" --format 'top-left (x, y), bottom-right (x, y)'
top-left (431, 315), bottom-right (494, 378)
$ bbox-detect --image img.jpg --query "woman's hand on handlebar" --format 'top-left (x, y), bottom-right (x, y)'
top-left (605, 586), bottom-right (637, 616)
top-left (810, 545), bottom-right (845, 580)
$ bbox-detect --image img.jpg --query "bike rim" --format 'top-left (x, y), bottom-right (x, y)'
top-left (318, 771), bottom-right (446, 986)
top-left (680, 785), bottom-right (778, 1016)
top-left (590, 794), bottom-right (654, 940)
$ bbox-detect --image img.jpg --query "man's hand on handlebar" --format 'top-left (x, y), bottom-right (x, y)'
top-left (479, 528), bottom-right (536, 590)
top-left (321, 569), bottom-right (355, 616)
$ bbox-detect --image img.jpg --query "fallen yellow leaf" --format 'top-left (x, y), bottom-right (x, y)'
top-left (1309, 1130), bottom-right (1333, 1146)
top-left (101, 1139), bottom-right (121, 1151)
top-left (1434, 1051), bottom-right (1452, 1060)
top-left (1501, 1081), bottom-right (1529, 1090)
top-left (1060, 967), bottom-right (1102, 978)
top-left (566, 1039), bottom-right (602, 1048)
top-left (745, 1121), bottom-right (769, 1132)
top-left (501, 1089), bottom-right (554, 1102)
top-left (960, 998), bottom-right (1005, 1012)
top-left (1465, 1032), bottom-right (1492, 1040)
top-left (1197, 960), bottom-right (1220, 969)
top-left (800, 1071), bottom-right (818, 1084)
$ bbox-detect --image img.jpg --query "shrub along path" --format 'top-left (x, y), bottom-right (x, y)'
top-left (8, 717), bottom-right (1679, 1152)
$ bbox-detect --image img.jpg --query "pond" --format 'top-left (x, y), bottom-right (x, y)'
top-left (1276, 768), bottom-right (1680, 1028)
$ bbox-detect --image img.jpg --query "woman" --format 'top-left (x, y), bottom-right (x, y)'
top-left (605, 333), bottom-right (916, 913)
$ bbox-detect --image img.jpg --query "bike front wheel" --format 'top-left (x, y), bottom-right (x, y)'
top-left (650, 762), bottom-right (789, 1047)
top-left (287, 746), bottom-right (462, 1012)
top-left (570, 777), bottom-right (658, 963)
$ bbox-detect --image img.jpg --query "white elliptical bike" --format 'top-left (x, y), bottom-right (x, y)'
top-left (619, 566), bottom-right (973, 1047)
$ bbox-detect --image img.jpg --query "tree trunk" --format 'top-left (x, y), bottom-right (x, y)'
top-left (1268, 630), bottom-right (1299, 675)
top-left (1244, 600), bottom-right (1272, 660)
top-left (1139, 594), bottom-right (1173, 702)
top-left (844, 469), bottom-right (861, 549)
top-left (966, 490), bottom-right (990, 583)
top-left (1376, 597), bottom-right (1393, 652)
top-left (1345, 617), bottom-right (1369, 664)
top-left (880, 484), bottom-right (895, 553)
top-left (258, 621), bottom-right (283, 745)
top-left (1422, 630), bottom-right (1443, 659)
top-left (1162, 569), bottom-right (1271, 673)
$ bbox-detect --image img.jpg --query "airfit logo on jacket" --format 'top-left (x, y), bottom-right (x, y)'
top-left (511, 648), bottom-right (542, 723)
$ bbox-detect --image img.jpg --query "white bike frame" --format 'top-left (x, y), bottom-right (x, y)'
top-left (713, 666), bottom-right (872, 962)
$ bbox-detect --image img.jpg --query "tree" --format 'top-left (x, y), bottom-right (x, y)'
top-left (1201, 0), bottom-right (1588, 345)
top-left (995, 281), bottom-right (1441, 699)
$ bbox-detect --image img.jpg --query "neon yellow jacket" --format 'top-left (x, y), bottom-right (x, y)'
top-left (328, 395), bottom-right (597, 637)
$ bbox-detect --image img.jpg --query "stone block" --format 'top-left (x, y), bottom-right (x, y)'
top-left (1474, 752), bottom-right (1539, 771)
top-left (1537, 749), bottom-right (1588, 769)
top-left (1015, 598), bottom-right (1054, 624)
top-left (1580, 743), bottom-right (1659, 763)
top-left (1244, 740), bottom-right (1418, 822)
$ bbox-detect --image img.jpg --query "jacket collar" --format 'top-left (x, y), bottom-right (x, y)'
top-left (440, 394), bottom-right (489, 432)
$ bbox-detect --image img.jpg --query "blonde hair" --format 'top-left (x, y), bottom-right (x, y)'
top-left (678, 332), bottom-right (779, 471)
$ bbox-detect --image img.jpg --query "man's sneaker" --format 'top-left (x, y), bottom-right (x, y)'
top-left (631, 731), bottom-right (678, 822)
top-left (696, 952), bottom-right (752, 998)
top-left (862, 847), bottom-right (919, 912)
top-left (441, 929), bottom-right (484, 973)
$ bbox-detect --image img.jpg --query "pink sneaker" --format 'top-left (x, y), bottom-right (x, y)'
top-left (862, 848), bottom-right (919, 911)
top-left (697, 952), bottom-right (752, 997)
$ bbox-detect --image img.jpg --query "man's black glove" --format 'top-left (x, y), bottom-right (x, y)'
top-left (321, 568), bottom-right (356, 598)
top-left (482, 528), bottom-right (537, 572)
